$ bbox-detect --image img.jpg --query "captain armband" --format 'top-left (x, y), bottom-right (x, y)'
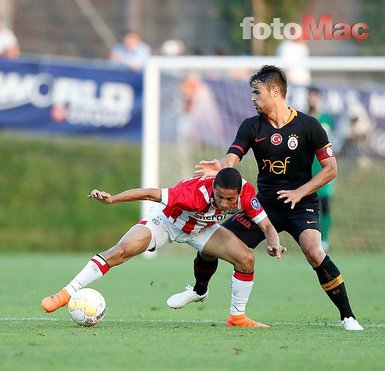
top-left (315, 144), bottom-right (334, 161)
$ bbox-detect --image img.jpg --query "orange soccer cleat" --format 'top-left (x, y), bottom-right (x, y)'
top-left (41, 288), bottom-right (71, 313)
top-left (226, 314), bottom-right (270, 328)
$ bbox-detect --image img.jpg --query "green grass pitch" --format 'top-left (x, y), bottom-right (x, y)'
top-left (1, 250), bottom-right (384, 370)
top-left (1, 132), bottom-right (384, 369)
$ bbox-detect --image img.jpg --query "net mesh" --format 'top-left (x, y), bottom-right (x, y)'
top-left (149, 63), bottom-right (385, 252)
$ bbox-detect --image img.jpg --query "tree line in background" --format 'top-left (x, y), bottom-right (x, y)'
top-left (215, 0), bottom-right (384, 56)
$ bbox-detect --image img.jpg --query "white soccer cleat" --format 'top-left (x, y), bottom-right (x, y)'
top-left (341, 317), bottom-right (364, 331)
top-left (167, 285), bottom-right (208, 309)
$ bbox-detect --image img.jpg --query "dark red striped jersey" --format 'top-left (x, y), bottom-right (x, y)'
top-left (227, 109), bottom-right (334, 207)
top-left (160, 175), bottom-right (267, 234)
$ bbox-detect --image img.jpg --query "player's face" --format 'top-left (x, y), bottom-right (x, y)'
top-left (213, 186), bottom-right (239, 211)
top-left (251, 82), bottom-right (275, 114)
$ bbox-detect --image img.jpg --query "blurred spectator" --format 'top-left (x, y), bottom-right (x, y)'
top-left (0, 20), bottom-right (20, 59)
top-left (179, 73), bottom-right (225, 146)
top-left (338, 95), bottom-right (373, 176)
top-left (160, 39), bottom-right (186, 56)
top-left (308, 87), bottom-right (335, 253)
top-left (110, 30), bottom-right (151, 71)
top-left (276, 36), bottom-right (311, 86)
top-left (177, 73), bottom-right (225, 178)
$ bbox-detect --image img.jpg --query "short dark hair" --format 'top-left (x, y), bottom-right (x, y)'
top-left (214, 168), bottom-right (242, 193)
top-left (249, 65), bottom-right (287, 98)
top-left (122, 29), bottom-right (139, 38)
top-left (308, 85), bottom-right (321, 95)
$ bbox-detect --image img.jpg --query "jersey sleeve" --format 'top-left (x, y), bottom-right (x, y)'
top-left (226, 117), bottom-right (256, 160)
top-left (239, 182), bottom-right (267, 224)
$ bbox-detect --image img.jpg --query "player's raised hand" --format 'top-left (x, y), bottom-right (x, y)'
top-left (267, 245), bottom-right (287, 262)
top-left (88, 189), bottom-right (112, 204)
top-left (195, 159), bottom-right (222, 179)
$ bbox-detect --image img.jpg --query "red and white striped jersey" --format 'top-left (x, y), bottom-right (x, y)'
top-left (160, 175), bottom-right (267, 234)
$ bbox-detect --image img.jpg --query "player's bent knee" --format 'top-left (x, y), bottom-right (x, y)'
top-left (234, 250), bottom-right (254, 273)
top-left (303, 248), bottom-right (325, 267)
top-left (106, 241), bottom-right (142, 266)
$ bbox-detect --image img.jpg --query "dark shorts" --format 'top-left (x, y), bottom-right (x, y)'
top-left (223, 203), bottom-right (320, 249)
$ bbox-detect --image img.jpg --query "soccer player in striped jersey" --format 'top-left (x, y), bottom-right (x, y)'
top-left (167, 65), bottom-right (363, 331)
top-left (41, 167), bottom-right (285, 327)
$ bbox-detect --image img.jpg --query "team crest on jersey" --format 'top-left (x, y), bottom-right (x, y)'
top-left (251, 198), bottom-right (260, 210)
top-left (271, 133), bottom-right (282, 145)
top-left (287, 134), bottom-right (299, 150)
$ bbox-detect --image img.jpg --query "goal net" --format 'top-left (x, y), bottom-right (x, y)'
top-left (142, 56), bottom-right (385, 252)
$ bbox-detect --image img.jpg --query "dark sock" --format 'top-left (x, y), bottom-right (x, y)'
top-left (314, 255), bottom-right (355, 320)
top-left (193, 252), bottom-right (218, 295)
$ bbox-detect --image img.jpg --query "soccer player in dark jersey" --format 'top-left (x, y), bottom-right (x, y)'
top-left (41, 168), bottom-right (285, 327)
top-left (167, 65), bottom-right (363, 331)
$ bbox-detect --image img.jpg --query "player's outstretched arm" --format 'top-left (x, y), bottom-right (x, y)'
top-left (88, 188), bottom-right (162, 204)
top-left (257, 217), bottom-right (287, 262)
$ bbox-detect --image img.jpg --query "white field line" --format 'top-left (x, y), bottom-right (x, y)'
top-left (0, 317), bottom-right (384, 328)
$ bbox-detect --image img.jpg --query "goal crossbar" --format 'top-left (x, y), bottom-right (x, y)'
top-left (141, 56), bottom-right (385, 216)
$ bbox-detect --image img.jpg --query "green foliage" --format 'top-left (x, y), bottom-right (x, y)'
top-left (1, 132), bottom-right (384, 253)
top-left (0, 132), bottom-right (141, 252)
top-left (213, 0), bottom-right (385, 56)
top-left (213, 0), bottom-right (309, 55)
top-left (212, 0), bottom-right (252, 54)
top-left (259, 0), bottom-right (309, 55)
top-left (0, 251), bottom-right (384, 370)
top-left (360, 0), bottom-right (385, 55)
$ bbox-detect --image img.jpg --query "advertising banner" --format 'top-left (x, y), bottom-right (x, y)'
top-left (0, 58), bottom-right (143, 140)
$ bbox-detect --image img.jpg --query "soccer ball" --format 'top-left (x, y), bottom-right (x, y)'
top-left (68, 288), bottom-right (106, 327)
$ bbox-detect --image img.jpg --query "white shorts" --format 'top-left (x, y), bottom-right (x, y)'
top-left (130, 210), bottom-right (221, 253)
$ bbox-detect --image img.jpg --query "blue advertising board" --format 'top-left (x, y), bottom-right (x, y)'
top-left (0, 58), bottom-right (143, 140)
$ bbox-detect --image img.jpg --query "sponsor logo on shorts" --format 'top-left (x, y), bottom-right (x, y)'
top-left (234, 213), bottom-right (252, 228)
top-left (152, 218), bottom-right (160, 225)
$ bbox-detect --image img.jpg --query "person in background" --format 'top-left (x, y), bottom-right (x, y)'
top-left (276, 35), bottom-right (311, 87)
top-left (338, 100), bottom-right (373, 177)
top-left (308, 87), bottom-right (335, 253)
top-left (0, 20), bottom-right (20, 59)
top-left (160, 39), bottom-right (186, 56)
top-left (110, 29), bottom-right (151, 71)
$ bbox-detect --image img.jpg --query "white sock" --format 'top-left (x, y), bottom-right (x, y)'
top-left (64, 255), bottom-right (110, 296)
top-left (229, 271), bottom-right (254, 316)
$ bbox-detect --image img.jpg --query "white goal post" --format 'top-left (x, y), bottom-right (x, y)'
top-left (141, 55), bottom-right (385, 217)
